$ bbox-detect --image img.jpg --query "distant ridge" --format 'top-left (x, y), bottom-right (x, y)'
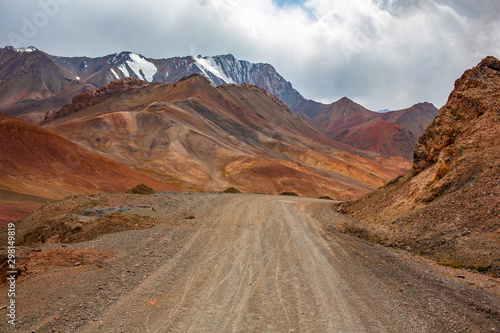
top-left (297, 96), bottom-right (438, 159)
top-left (47, 51), bottom-right (304, 111)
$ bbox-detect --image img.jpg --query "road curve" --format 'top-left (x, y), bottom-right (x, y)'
top-left (77, 194), bottom-right (499, 333)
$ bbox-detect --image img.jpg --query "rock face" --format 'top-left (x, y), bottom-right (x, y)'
top-left (0, 47), bottom-right (94, 123)
top-left (49, 52), bottom-right (305, 111)
top-left (342, 56), bottom-right (500, 274)
top-left (413, 56), bottom-right (500, 173)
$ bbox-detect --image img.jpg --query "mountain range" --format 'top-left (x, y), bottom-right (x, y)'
top-left (0, 45), bottom-right (442, 225)
top-left (0, 46), bottom-right (437, 159)
top-left (300, 97), bottom-right (438, 159)
top-left (2, 49), bottom-right (499, 332)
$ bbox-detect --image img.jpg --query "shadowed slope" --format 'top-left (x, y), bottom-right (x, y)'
top-left (0, 47), bottom-right (95, 123)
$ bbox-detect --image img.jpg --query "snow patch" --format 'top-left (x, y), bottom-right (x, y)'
top-left (110, 68), bottom-right (120, 80)
top-left (193, 56), bottom-right (234, 85)
top-left (9, 46), bottom-right (38, 53)
top-left (126, 53), bottom-right (157, 82)
top-left (76, 76), bottom-right (80, 80)
top-left (118, 63), bottom-right (130, 78)
top-left (12, 46), bottom-right (37, 53)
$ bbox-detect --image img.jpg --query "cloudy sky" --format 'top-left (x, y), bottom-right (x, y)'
top-left (1, 0), bottom-right (499, 110)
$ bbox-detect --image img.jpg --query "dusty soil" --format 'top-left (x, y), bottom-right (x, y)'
top-left (0, 193), bottom-right (499, 332)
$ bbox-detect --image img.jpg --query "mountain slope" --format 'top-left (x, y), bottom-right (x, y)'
top-left (0, 112), bottom-right (179, 200)
top-left (42, 75), bottom-right (409, 199)
top-left (0, 47), bottom-right (94, 123)
top-left (341, 56), bottom-right (500, 274)
top-left (0, 46), bottom-right (437, 162)
top-left (308, 97), bottom-right (438, 159)
top-left (0, 47), bottom-right (305, 123)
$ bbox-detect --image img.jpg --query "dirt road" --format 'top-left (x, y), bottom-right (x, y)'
top-left (2, 193), bottom-right (499, 332)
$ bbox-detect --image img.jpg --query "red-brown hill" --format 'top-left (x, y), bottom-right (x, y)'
top-left (42, 75), bottom-right (409, 199)
top-left (0, 47), bottom-right (95, 123)
top-left (308, 97), bottom-right (437, 159)
top-left (341, 56), bottom-right (500, 274)
top-left (0, 113), bottom-right (179, 200)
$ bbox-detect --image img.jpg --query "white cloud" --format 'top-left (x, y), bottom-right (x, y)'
top-left (0, 0), bottom-right (498, 110)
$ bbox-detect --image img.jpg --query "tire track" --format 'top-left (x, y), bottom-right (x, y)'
top-left (76, 194), bottom-right (500, 333)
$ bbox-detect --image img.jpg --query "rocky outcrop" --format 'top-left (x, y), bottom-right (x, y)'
top-left (42, 77), bottom-right (151, 124)
top-left (413, 56), bottom-right (500, 173)
top-left (341, 56), bottom-right (500, 274)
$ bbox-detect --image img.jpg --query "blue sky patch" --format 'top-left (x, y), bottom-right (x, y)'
top-left (275, 0), bottom-right (305, 8)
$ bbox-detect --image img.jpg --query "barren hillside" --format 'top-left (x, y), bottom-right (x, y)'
top-left (0, 112), bottom-right (180, 225)
top-left (42, 75), bottom-right (409, 199)
top-left (341, 56), bottom-right (500, 274)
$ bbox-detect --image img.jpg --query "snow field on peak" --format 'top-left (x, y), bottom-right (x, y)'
top-left (127, 53), bottom-right (157, 82)
top-left (13, 46), bottom-right (37, 53)
top-left (110, 68), bottom-right (120, 80)
top-left (118, 63), bottom-right (130, 78)
top-left (193, 56), bottom-right (234, 85)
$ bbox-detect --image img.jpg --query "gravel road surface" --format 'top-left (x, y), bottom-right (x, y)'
top-left (1, 193), bottom-right (499, 332)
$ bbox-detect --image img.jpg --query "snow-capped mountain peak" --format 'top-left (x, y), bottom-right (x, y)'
top-left (127, 53), bottom-right (157, 82)
top-left (6, 46), bottom-right (38, 53)
top-left (45, 50), bottom-right (304, 110)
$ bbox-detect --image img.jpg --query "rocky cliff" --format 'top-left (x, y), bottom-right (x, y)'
top-left (341, 56), bottom-right (500, 274)
top-left (413, 56), bottom-right (500, 173)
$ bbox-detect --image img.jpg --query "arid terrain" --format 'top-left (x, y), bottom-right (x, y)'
top-left (297, 97), bottom-right (438, 160)
top-left (1, 192), bottom-right (499, 332)
top-left (340, 56), bottom-right (500, 276)
top-left (1, 46), bottom-right (498, 333)
top-left (0, 46), bottom-right (433, 224)
top-left (40, 74), bottom-right (408, 198)
top-left (0, 112), bottom-right (180, 226)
